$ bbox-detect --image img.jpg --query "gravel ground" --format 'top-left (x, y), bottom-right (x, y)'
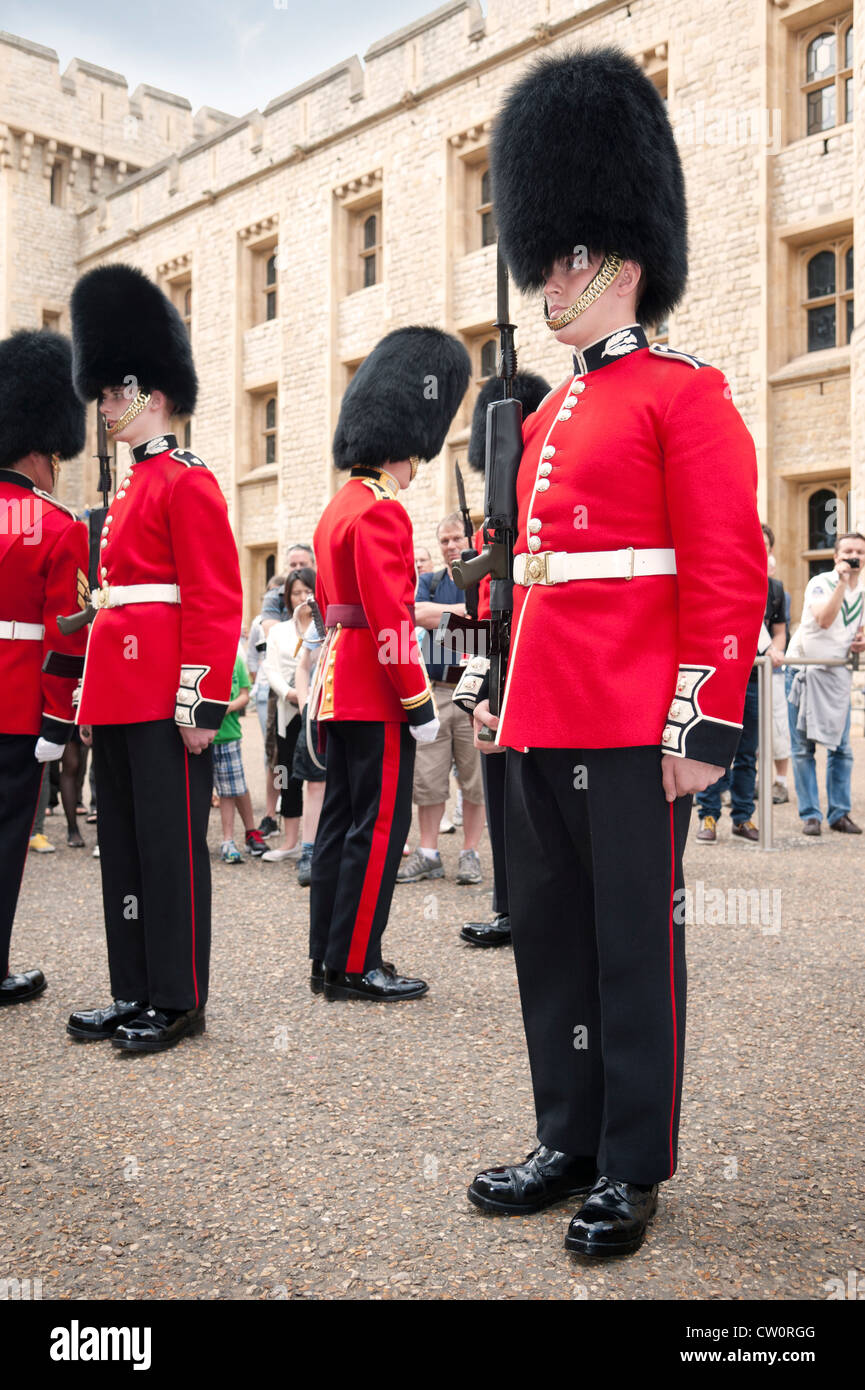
top-left (2, 717), bottom-right (864, 1302)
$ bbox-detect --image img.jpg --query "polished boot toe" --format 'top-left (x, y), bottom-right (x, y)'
top-left (310, 959), bottom-right (324, 995)
top-left (565, 1176), bottom-right (658, 1257)
top-left (110, 1006), bottom-right (205, 1052)
top-left (323, 963), bottom-right (428, 1002)
top-left (0, 969), bottom-right (47, 1006)
top-left (468, 1145), bottom-right (597, 1215)
top-left (67, 999), bottom-right (148, 1040)
top-left (460, 913), bottom-right (511, 947)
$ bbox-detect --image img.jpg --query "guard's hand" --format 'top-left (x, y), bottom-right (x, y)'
top-left (661, 754), bottom-right (724, 803)
top-left (34, 738), bottom-right (65, 763)
top-left (178, 725), bottom-right (216, 755)
top-left (410, 717), bottom-right (440, 744)
top-left (473, 698), bottom-right (503, 753)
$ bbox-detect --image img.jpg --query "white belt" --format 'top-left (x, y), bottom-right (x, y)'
top-left (92, 583), bottom-right (181, 609)
top-left (514, 547), bottom-right (677, 585)
top-left (0, 620), bottom-right (45, 640)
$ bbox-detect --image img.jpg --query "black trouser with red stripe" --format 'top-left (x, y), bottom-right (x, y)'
top-left (0, 733), bottom-right (44, 978)
top-left (310, 720), bottom-right (415, 974)
top-left (92, 720), bottom-right (212, 1010)
top-left (505, 745), bottom-right (691, 1185)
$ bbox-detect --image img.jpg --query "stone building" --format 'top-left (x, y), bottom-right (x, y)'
top-left (0, 0), bottom-right (861, 626)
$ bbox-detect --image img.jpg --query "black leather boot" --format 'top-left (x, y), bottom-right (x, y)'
top-left (323, 963), bottom-right (428, 1002)
top-left (0, 970), bottom-right (47, 1006)
top-left (460, 913), bottom-right (511, 947)
top-left (66, 999), bottom-right (148, 1039)
top-left (565, 1176), bottom-right (659, 1256)
top-left (468, 1145), bottom-right (597, 1214)
top-left (111, 1006), bottom-right (205, 1052)
top-left (310, 959), bottom-right (324, 995)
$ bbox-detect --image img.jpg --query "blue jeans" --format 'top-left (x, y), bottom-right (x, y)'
top-left (785, 666), bottom-right (852, 824)
top-left (697, 680), bottom-right (759, 824)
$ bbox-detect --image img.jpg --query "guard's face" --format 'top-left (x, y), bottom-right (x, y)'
top-left (543, 251), bottom-right (604, 338)
top-left (99, 385), bottom-right (131, 435)
top-left (438, 523), bottom-right (465, 566)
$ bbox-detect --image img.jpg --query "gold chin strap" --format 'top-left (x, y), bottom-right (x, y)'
top-left (409, 455), bottom-right (422, 480)
top-left (544, 254), bottom-right (625, 332)
top-left (107, 390), bottom-right (152, 437)
top-left (50, 453), bottom-right (61, 486)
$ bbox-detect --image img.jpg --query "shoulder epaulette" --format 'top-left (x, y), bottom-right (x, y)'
top-left (170, 448), bottom-right (209, 469)
top-left (649, 343), bottom-right (708, 370)
top-left (360, 477), bottom-right (395, 501)
top-left (32, 488), bottom-right (79, 521)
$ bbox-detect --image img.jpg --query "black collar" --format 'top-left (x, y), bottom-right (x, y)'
top-left (0, 467), bottom-right (36, 491)
top-left (572, 325), bottom-right (648, 377)
top-left (131, 434), bottom-right (178, 463)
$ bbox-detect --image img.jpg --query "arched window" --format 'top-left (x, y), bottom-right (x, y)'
top-left (361, 213), bottom-right (379, 288)
top-left (264, 396), bottom-right (277, 465)
top-left (803, 17), bottom-right (853, 136)
top-left (265, 552), bottom-right (276, 584)
top-left (479, 338), bottom-right (497, 380)
top-left (803, 242), bottom-right (854, 352)
top-left (808, 488), bottom-right (837, 552)
top-left (183, 286), bottom-right (192, 325)
top-left (478, 167), bottom-right (495, 248)
top-left (50, 162), bottom-right (64, 207)
top-left (265, 254), bottom-right (277, 320)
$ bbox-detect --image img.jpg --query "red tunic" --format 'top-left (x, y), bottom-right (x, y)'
top-left (496, 344), bottom-right (766, 763)
top-left (77, 439), bottom-right (241, 728)
top-left (313, 468), bottom-right (435, 724)
top-left (0, 470), bottom-right (89, 741)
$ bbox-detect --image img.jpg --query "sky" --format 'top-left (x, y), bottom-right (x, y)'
top-left (2, 0), bottom-right (456, 116)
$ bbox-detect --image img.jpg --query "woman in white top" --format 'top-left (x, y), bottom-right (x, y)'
top-left (261, 567), bottom-right (315, 860)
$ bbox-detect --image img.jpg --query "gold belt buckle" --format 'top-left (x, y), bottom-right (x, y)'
top-left (524, 551), bottom-right (552, 585)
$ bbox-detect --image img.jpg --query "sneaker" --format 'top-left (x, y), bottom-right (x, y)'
top-left (29, 834), bottom-right (55, 854)
top-left (297, 851), bottom-right (313, 887)
top-left (772, 783), bottom-right (789, 805)
top-left (695, 816), bottom-right (717, 842)
top-left (221, 841), bottom-right (243, 863)
top-left (258, 815), bottom-right (279, 838)
top-left (245, 829), bottom-right (267, 857)
top-left (92, 844), bottom-right (100, 858)
top-left (397, 847), bottom-right (444, 883)
top-left (439, 816), bottom-right (456, 834)
top-left (456, 848), bottom-right (482, 885)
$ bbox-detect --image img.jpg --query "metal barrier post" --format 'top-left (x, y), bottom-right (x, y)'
top-left (757, 654), bottom-right (774, 850)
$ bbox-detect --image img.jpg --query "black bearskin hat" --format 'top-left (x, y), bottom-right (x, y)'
top-left (467, 370), bottom-right (552, 472)
top-left (490, 46), bottom-right (687, 328)
top-left (0, 330), bottom-right (86, 470)
top-left (333, 326), bottom-right (471, 471)
top-left (70, 263), bottom-right (198, 415)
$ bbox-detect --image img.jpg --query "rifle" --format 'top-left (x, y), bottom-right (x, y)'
top-left (57, 408), bottom-right (114, 635)
top-left (454, 461), bottom-right (479, 621)
top-left (451, 246), bottom-right (523, 740)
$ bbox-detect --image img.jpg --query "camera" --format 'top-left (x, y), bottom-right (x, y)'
top-left (847, 558), bottom-right (860, 570)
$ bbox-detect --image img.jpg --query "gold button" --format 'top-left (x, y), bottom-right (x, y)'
top-left (662, 728), bottom-right (672, 743)
top-left (677, 678), bottom-right (686, 693)
top-left (669, 702), bottom-right (681, 719)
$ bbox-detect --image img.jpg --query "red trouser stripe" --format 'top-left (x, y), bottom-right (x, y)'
top-left (346, 723), bottom-right (401, 974)
top-left (667, 800), bottom-right (678, 1177)
top-left (183, 749), bottom-right (199, 1008)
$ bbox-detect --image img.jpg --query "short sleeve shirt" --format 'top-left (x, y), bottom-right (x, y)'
top-left (416, 567), bottom-right (462, 682)
top-left (214, 653), bottom-right (251, 744)
top-left (787, 570), bottom-right (864, 663)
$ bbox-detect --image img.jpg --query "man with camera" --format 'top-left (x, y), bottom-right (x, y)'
top-left (786, 532), bottom-right (865, 835)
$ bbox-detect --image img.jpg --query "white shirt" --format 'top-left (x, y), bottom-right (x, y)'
top-left (787, 570), bottom-right (864, 663)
